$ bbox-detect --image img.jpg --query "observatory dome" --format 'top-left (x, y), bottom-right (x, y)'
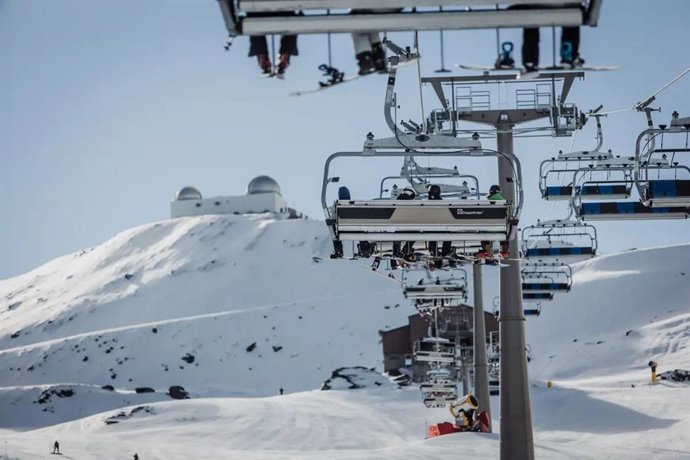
top-left (247, 175), bottom-right (281, 195)
top-left (174, 186), bottom-right (203, 201)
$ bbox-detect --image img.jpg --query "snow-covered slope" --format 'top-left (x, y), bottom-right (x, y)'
top-left (527, 244), bottom-right (690, 384)
top-left (0, 214), bottom-right (412, 427)
top-left (1, 214), bottom-right (689, 459)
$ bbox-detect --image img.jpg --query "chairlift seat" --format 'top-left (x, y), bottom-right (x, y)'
top-left (524, 308), bottom-right (541, 316)
top-left (224, 1), bottom-right (599, 36)
top-left (404, 284), bottom-right (467, 299)
top-left (415, 352), bottom-right (455, 363)
top-left (644, 180), bottom-right (690, 207)
top-left (525, 246), bottom-right (594, 258)
top-left (521, 282), bottom-right (570, 292)
top-left (421, 382), bottom-right (457, 392)
top-left (522, 292), bottom-right (553, 302)
top-left (577, 202), bottom-right (690, 221)
top-left (333, 199), bottom-right (511, 242)
top-left (544, 184), bottom-right (630, 200)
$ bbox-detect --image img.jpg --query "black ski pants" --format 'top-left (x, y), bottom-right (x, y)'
top-left (522, 27), bottom-right (580, 66)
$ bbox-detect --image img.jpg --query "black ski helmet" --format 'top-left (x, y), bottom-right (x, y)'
top-left (489, 185), bottom-right (501, 195)
top-left (428, 184), bottom-right (441, 198)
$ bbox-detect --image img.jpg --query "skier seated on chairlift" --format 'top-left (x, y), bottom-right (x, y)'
top-left (350, 8), bottom-right (403, 75)
top-left (479, 185), bottom-right (508, 259)
top-left (427, 185), bottom-right (453, 258)
top-left (247, 12), bottom-right (299, 76)
top-left (450, 394), bottom-right (480, 431)
top-left (393, 186), bottom-right (417, 261)
top-left (499, 3), bottom-right (585, 72)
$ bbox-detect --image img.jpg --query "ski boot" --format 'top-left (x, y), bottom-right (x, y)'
top-left (371, 42), bottom-right (387, 72)
top-left (561, 56), bottom-right (585, 68)
top-left (257, 54), bottom-right (272, 74)
top-left (523, 62), bottom-right (538, 73)
top-left (276, 54), bottom-right (290, 75)
top-left (356, 51), bottom-right (376, 76)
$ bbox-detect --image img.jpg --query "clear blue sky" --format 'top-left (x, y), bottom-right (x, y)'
top-left (1, 0), bottom-right (689, 280)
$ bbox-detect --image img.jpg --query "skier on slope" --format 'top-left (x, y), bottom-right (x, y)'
top-left (52, 440), bottom-right (60, 454)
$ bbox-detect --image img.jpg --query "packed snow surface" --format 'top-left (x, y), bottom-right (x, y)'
top-left (1, 215), bottom-right (689, 458)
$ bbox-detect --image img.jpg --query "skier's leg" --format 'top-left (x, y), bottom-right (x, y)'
top-left (249, 36), bottom-right (269, 57)
top-left (561, 27), bottom-right (582, 65)
top-left (352, 33), bottom-right (375, 75)
top-left (369, 32), bottom-right (386, 71)
top-left (330, 240), bottom-right (343, 258)
top-left (522, 27), bottom-right (540, 71)
top-left (249, 36), bottom-right (272, 73)
top-left (277, 34), bottom-right (298, 73)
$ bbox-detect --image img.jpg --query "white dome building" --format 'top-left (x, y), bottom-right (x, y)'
top-left (247, 175), bottom-right (281, 195)
top-left (174, 186), bottom-right (203, 201)
top-left (170, 176), bottom-right (288, 218)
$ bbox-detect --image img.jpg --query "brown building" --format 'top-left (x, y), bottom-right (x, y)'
top-left (380, 305), bottom-right (498, 379)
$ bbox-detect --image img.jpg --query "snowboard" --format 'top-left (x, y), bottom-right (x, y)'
top-left (290, 56), bottom-right (419, 97)
top-left (457, 63), bottom-right (619, 74)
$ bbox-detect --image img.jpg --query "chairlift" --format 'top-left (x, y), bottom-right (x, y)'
top-left (322, 139), bottom-right (523, 257)
top-left (404, 269), bottom-right (468, 301)
top-left (523, 306), bottom-right (541, 316)
top-left (217, 1), bottom-right (602, 37)
top-left (541, 156), bottom-right (635, 201)
top-left (634, 122), bottom-right (690, 207)
top-left (414, 337), bottom-right (456, 363)
top-left (522, 292), bottom-right (553, 302)
top-left (539, 108), bottom-right (629, 201)
top-left (521, 218), bottom-right (597, 263)
top-left (521, 263), bottom-right (572, 293)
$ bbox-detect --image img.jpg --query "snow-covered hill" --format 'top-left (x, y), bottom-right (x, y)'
top-left (527, 244), bottom-right (690, 384)
top-left (1, 214), bottom-right (689, 459)
top-left (0, 214), bottom-right (412, 427)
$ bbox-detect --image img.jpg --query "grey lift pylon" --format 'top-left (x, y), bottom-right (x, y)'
top-left (472, 261), bottom-right (491, 432)
top-left (423, 71), bottom-right (585, 460)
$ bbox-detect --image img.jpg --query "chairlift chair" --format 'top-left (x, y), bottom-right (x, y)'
top-left (521, 263), bottom-right (572, 293)
top-left (521, 219), bottom-right (597, 263)
top-left (634, 123), bottom-right (690, 207)
top-left (523, 306), bottom-right (542, 316)
top-left (217, 1), bottom-right (602, 37)
top-left (414, 337), bottom-right (456, 363)
top-left (522, 292), bottom-right (553, 302)
top-left (322, 142), bottom-right (523, 256)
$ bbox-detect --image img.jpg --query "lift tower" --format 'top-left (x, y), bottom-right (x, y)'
top-left (423, 71), bottom-right (585, 460)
